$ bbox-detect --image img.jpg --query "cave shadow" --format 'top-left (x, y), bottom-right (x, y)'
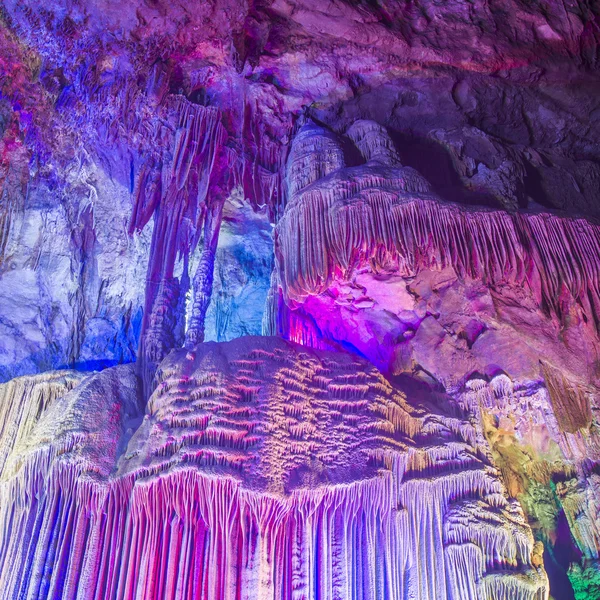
top-left (387, 130), bottom-right (506, 209)
top-left (0, 345), bottom-right (136, 384)
top-left (542, 509), bottom-right (581, 600)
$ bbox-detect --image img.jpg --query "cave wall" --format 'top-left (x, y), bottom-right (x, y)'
top-left (1, 0), bottom-right (600, 381)
top-left (1, 0), bottom-right (600, 598)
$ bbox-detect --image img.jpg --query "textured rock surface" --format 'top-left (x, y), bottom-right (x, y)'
top-left (1, 0), bottom-right (600, 379)
top-left (0, 337), bottom-right (548, 599)
top-left (272, 121), bottom-right (600, 382)
top-left (1, 0), bottom-right (600, 597)
top-left (0, 162), bottom-right (149, 381)
top-left (269, 119), bottom-right (600, 598)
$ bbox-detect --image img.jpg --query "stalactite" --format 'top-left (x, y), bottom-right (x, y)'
top-left (0, 338), bottom-right (549, 599)
top-left (0, 131), bottom-right (28, 266)
top-left (275, 120), bottom-right (600, 331)
top-left (541, 361), bottom-right (593, 433)
top-left (0, 371), bottom-right (84, 475)
top-left (557, 478), bottom-right (600, 561)
top-left (241, 96), bottom-right (290, 222)
top-left (138, 277), bottom-right (181, 395)
top-left (132, 97), bottom-right (228, 395)
top-left (68, 201), bottom-right (98, 366)
top-left (128, 157), bottom-right (162, 236)
top-left (185, 194), bottom-right (226, 348)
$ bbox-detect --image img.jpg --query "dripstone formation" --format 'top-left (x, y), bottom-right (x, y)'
top-left (0, 338), bottom-right (548, 599)
top-left (1, 1), bottom-right (600, 598)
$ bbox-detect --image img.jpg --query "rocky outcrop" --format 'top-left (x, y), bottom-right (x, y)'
top-left (268, 119), bottom-right (600, 598)
top-left (276, 120), bottom-right (600, 327)
top-left (0, 337), bottom-right (548, 599)
top-left (1, 0), bottom-right (600, 381)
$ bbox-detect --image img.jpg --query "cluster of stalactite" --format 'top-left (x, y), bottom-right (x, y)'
top-left (0, 338), bottom-right (548, 599)
top-left (275, 120), bottom-right (600, 330)
top-left (130, 94), bottom-right (295, 394)
top-left (0, 370), bottom-right (84, 472)
top-left (130, 96), bottom-right (228, 394)
top-left (241, 95), bottom-right (291, 222)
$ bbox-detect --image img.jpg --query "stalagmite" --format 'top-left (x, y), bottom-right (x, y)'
top-left (346, 120), bottom-right (402, 166)
top-left (286, 119), bottom-right (346, 197)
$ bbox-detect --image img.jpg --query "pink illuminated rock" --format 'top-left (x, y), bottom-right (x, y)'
top-left (0, 338), bottom-right (548, 599)
top-left (276, 121), bottom-right (600, 324)
top-left (269, 120), bottom-right (600, 597)
top-left (272, 120), bottom-right (600, 391)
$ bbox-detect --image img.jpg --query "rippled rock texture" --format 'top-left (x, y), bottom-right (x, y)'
top-left (1, 0), bottom-right (600, 598)
top-left (0, 337), bottom-right (548, 599)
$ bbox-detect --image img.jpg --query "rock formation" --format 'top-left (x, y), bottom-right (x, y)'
top-left (1, 0), bottom-right (600, 598)
top-left (0, 338), bottom-right (549, 599)
top-left (270, 119), bottom-right (600, 598)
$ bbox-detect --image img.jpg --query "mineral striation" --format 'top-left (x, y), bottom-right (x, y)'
top-left (1, 0), bottom-right (600, 598)
top-left (0, 338), bottom-right (548, 599)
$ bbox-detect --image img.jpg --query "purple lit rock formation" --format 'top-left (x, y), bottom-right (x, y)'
top-left (1, 0), bottom-right (600, 598)
top-left (0, 338), bottom-right (548, 599)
